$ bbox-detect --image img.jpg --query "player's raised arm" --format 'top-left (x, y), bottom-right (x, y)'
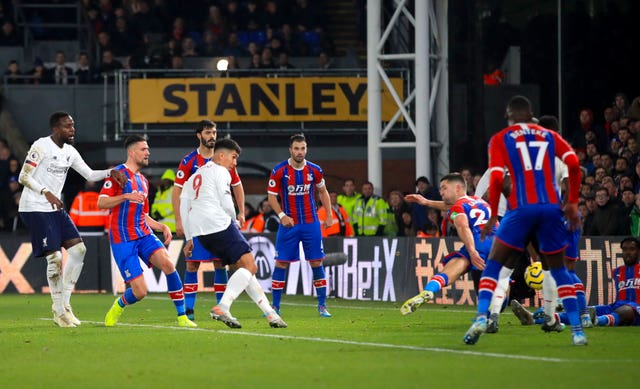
top-left (404, 193), bottom-right (448, 210)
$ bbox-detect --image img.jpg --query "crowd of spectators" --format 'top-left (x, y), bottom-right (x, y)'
top-left (2, 0), bottom-right (337, 84)
top-left (455, 92), bottom-right (640, 237)
top-left (319, 92), bottom-right (640, 239)
top-left (0, 138), bottom-right (21, 231)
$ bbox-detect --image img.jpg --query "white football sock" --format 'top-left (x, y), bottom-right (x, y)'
top-left (63, 243), bottom-right (86, 307)
top-left (46, 251), bottom-right (64, 314)
top-left (490, 266), bottom-right (514, 315)
top-left (542, 269), bottom-right (558, 323)
top-left (218, 267), bottom-right (252, 311)
top-left (245, 275), bottom-right (274, 315)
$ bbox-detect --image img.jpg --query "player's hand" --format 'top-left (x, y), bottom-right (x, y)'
top-left (124, 192), bottom-right (145, 203)
top-left (161, 224), bottom-right (172, 246)
top-left (469, 249), bottom-right (485, 270)
top-left (404, 194), bottom-right (426, 205)
top-left (44, 191), bottom-right (64, 210)
top-left (237, 214), bottom-right (246, 228)
top-left (324, 216), bottom-right (335, 228)
top-left (564, 203), bottom-right (580, 231)
top-left (175, 221), bottom-right (185, 238)
top-left (109, 169), bottom-right (128, 187)
top-left (183, 239), bottom-right (193, 258)
top-left (481, 216), bottom-right (497, 240)
top-left (280, 214), bottom-right (294, 227)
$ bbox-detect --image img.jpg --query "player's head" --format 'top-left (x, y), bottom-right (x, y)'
top-left (505, 95), bottom-right (533, 125)
top-left (214, 138), bottom-right (241, 170)
top-left (49, 111), bottom-right (75, 145)
top-left (538, 115), bottom-right (559, 132)
top-left (439, 173), bottom-right (466, 205)
top-left (196, 120), bottom-right (217, 149)
top-left (289, 133), bottom-right (307, 163)
top-left (620, 237), bottom-right (640, 266)
top-left (124, 134), bottom-right (149, 168)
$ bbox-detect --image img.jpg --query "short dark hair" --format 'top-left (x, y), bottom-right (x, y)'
top-left (440, 173), bottom-right (466, 190)
top-left (196, 120), bottom-right (216, 133)
top-left (538, 115), bottom-right (559, 131)
top-left (49, 111), bottom-right (71, 128)
top-left (289, 133), bottom-right (306, 146)
top-left (620, 237), bottom-right (640, 249)
top-left (507, 95), bottom-right (532, 113)
top-left (214, 138), bottom-right (241, 154)
top-left (415, 176), bottom-right (430, 186)
top-left (124, 134), bottom-right (146, 149)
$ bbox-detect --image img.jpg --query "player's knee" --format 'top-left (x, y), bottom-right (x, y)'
top-left (67, 242), bottom-right (87, 260)
top-left (45, 251), bottom-right (63, 279)
top-left (238, 254), bottom-right (257, 274)
top-left (161, 261), bottom-right (176, 275)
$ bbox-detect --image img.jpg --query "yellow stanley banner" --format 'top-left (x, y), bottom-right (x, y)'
top-left (129, 77), bottom-right (404, 123)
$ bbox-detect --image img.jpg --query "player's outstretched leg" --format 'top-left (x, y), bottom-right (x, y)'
top-left (510, 300), bottom-right (534, 325)
top-left (244, 275), bottom-right (287, 328)
top-left (400, 290), bottom-right (434, 315)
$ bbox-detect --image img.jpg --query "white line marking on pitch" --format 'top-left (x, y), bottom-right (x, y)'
top-left (41, 318), bottom-right (568, 363)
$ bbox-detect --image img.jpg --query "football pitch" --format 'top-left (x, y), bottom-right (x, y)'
top-left (1, 294), bottom-right (638, 388)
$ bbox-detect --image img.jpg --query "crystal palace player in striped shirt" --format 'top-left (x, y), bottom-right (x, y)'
top-left (559, 237), bottom-right (640, 327)
top-left (463, 95), bottom-right (587, 346)
top-left (98, 135), bottom-right (196, 328)
top-left (267, 133), bottom-right (334, 317)
top-left (171, 120), bottom-right (246, 321)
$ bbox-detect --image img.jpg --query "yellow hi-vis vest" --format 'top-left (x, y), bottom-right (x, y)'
top-left (352, 195), bottom-right (389, 236)
top-left (151, 186), bottom-right (175, 232)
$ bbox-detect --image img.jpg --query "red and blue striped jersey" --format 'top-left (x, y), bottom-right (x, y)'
top-left (612, 263), bottom-right (640, 304)
top-left (446, 195), bottom-right (497, 241)
top-left (175, 149), bottom-right (240, 188)
top-left (488, 123), bottom-right (577, 213)
top-left (267, 159), bottom-right (324, 225)
top-left (100, 164), bottom-right (152, 243)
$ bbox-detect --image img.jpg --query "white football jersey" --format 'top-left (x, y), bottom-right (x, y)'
top-left (475, 169), bottom-right (508, 217)
top-left (180, 161), bottom-right (235, 240)
top-left (18, 136), bottom-right (110, 212)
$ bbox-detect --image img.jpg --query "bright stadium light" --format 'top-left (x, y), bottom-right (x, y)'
top-left (216, 58), bottom-right (229, 71)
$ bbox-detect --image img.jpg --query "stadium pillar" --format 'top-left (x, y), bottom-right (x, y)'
top-left (414, 0), bottom-right (430, 180)
top-left (367, 0), bottom-right (449, 190)
top-left (367, 0), bottom-right (383, 193)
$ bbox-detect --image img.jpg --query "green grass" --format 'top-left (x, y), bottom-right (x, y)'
top-left (1, 294), bottom-right (638, 388)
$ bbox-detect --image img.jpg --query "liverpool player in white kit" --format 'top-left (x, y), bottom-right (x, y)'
top-left (180, 138), bottom-right (286, 329)
top-left (18, 111), bottom-right (126, 327)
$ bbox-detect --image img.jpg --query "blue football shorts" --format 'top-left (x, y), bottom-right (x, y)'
top-left (496, 204), bottom-right (567, 254)
top-left (275, 221), bottom-right (325, 262)
top-left (111, 233), bottom-right (165, 282)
